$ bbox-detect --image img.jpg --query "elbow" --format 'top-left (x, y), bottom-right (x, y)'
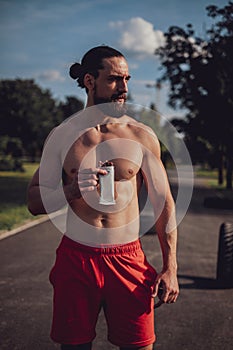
top-left (27, 186), bottom-right (46, 216)
top-left (27, 203), bottom-right (40, 216)
top-left (27, 200), bottom-right (46, 216)
top-left (28, 206), bottom-right (38, 216)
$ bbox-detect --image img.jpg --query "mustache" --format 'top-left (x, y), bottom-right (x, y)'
top-left (111, 93), bottom-right (127, 101)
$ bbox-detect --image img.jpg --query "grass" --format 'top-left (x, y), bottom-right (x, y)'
top-left (196, 167), bottom-right (229, 189)
top-left (0, 164), bottom-right (232, 233)
top-left (195, 167), bottom-right (233, 203)
top-left (0, 163), bottom-right (41, 232)
top-left (195, 168), bottom-right (219, 180)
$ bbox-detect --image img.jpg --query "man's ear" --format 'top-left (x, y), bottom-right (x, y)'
top-left (84, 73), bottom-right (95, 91)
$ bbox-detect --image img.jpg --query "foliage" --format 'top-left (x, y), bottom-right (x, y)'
top-left (0, 135), bottom-right (24, 171)
top-left (0, 155), bottom-right (24, 172)
top-left (137, 106), bottom-right (182, 168)
top-left (0, 163), bottom-right (39, 231)
top-left (58, 96), bottom-right (84, 120)
top-left (0, 79), bottom-right (84, 164)
top-left (0, 79), bottom-right (62, 159)
top-left (155, 1), bottom-right (233, 188)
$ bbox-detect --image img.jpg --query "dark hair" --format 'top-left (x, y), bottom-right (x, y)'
top-left (69, 45), bottom-right (125, 90)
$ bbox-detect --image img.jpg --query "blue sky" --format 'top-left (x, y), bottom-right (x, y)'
top-left (0, 0), bottom-right (228, 118)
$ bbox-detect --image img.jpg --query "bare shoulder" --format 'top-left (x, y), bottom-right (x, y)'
top-left (122, 115), bottom-right (160, 155)
top-left (44, 116), bottom-right (91, 151)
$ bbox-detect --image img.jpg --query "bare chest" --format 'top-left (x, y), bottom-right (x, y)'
top-left (63, 129), bottom-right (143, 181)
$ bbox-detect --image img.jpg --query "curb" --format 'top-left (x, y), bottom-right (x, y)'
top-left (0, 209), bottom-right (65, 241)
top-left (0, 175), bottom-right (209, 242)
top-left (0, 216), bottom-right (49, 241)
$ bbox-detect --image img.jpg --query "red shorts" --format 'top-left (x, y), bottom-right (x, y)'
top-left (49, 235), bottom-right (157, 347)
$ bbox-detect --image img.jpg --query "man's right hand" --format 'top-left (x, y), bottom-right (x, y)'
top-left (66, 167), bottom-right (108, 201)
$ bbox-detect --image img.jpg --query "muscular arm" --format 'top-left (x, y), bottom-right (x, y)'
top-left (141, 130), bottom-right (179, 305)
top-left (27, 153), bottom-right (108, 217)
top-left (27, 125), bottom-right (77, 215)
top-left (27, 167), bottom-right (73, 215)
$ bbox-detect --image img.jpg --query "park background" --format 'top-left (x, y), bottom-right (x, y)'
top-left (0, 1), bottom-right (233, 350)
top-left (0, 0), bottom-right (232, 232)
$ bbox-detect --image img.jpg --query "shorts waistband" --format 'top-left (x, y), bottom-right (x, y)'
top-left (61, 235), bottom-right (142, 255)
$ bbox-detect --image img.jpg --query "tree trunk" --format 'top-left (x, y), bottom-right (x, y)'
top-left (218, 164), bottom-right (223, 185)
top-left (226, 156), bottom-right (232, 190)
top-left (218, 148), bottom-right (224, 185)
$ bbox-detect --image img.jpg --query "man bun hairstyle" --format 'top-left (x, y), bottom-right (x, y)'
top-left (69, 63), bottom-right (85, 80)
top-left (69, 45), bottom-right (125, 90)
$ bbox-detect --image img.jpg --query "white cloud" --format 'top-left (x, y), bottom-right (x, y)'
top-left (37, 70), bottom-right (65, 82)
top-left (129, 63), bottom-right (139, 70)
top-left (109, 17), bottom-right (165, 58)
top-left (134, 79), bottom-right (157, 86)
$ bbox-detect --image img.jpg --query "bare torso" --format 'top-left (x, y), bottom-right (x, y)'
top-left (62, 117), bottom-right (148, 245)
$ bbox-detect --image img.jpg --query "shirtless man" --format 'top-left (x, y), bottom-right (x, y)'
top-left (27, 46), bottom-right (179, 350)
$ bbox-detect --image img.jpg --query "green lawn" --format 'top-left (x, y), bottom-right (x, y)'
top-left (0, 164), bottom-right (232, 232)
top-left (0, 163), bottom-right (40, 231)
top-left (196, 167), bottom-right (232, 190)
top-left (195, 168), bottom-right (219, 180)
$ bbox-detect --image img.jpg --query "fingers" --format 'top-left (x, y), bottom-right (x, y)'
top-left (162, 290), bottom-right (178, 304)
top-left (152, 279), bottom-right (179, 309)
top-left (151, 278), bottom-right (159, 298)
top-left (78, 172), bottom-right (99, 191)
top-left (79, 167), bottom-right (108, 176)
top-left (74, 168), bottom-right (108, 194)
top-left (154, 294), bottom-right (178, 308)
top-left (153, 283), bottom-right (164, 308)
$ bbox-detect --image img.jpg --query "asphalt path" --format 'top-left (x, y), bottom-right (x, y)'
top-left (0, 175), bottom-right (233, 350)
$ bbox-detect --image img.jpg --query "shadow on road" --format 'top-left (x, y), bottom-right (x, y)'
top-left (178, 274), bottom-right (233, 290)
top-left (171, 180), bottom-right (233, 215)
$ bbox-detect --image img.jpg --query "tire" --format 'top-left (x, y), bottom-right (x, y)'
top-left (216, 222), bottom-right (233, 287)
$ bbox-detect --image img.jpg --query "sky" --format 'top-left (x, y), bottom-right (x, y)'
top-left (0, 0), bottom-right (228, 119)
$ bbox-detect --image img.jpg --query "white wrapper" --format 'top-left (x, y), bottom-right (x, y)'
top-left (99, 165), bottom-right (116, 205)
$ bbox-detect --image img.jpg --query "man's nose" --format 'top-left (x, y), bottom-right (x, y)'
top-left (118, 78), bottom-right (128, 93)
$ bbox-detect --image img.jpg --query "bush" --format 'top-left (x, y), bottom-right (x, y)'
top-left (0, 155), bottom-right (24, 172)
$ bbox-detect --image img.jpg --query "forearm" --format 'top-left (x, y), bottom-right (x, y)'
top-left (27, 183), bottom-right (74, 215)
top-left (157, 227), bottom-right (178, 272)
top-left (155, 199), bottom-right (178, 271)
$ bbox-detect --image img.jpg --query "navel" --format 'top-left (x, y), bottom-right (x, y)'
top-left (100, 215), bottom-right (108, 227)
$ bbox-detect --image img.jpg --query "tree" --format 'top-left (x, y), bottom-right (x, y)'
top-left (0, 79), bottom-right (63, 160)
top-left (58, 96), bottom-right (84, 120)
top-left (0, 136), bottom-right (24, 171)
top-left (207, 2), bottom-right (233, 189)
top-left (155, 1), bottom-right (233, 189)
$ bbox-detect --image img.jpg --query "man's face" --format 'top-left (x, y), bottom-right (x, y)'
top-left (93, 56), bottom-right (131, 106)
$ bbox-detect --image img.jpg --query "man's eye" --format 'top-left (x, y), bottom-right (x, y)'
top-left (108, 76), bottom-right (130, 83)
top-left (108, 77), bottom-right (118, 83)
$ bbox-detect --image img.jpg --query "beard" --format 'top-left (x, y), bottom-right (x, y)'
top-left (93, 91), bottom-right (128, 117)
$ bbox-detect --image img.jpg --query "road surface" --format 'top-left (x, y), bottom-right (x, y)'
top-left (0, 175), bottom-right (232, 349)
